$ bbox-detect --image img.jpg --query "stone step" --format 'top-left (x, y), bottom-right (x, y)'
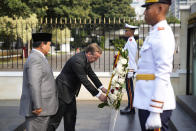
top-left (170, 95), bottom-right (196, 131)
top-left (176, 95), bottom-right (196, 121)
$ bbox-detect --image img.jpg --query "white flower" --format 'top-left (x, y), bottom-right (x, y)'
top-left (117, 61), bottom-right (123, 68)
top-left (107, 98), bottom-right (112, 105)
top-left (118, 77), bottom-right (125, 84)
top-left (119, 57), bottom-right (127, 65)
top-left (111, 81), bottom-right (120, 87)
top-left (122, 49), bottom-right (125, 52)
top-left (109, 93), bottom-right (117, 100)
top-left (118, 57), bottom-right (123, 65)
top-left (116, 64), bottom-right (123, 74)
top-left (113, 89), bottom-right (119, 95)
top-left (122, 59), bottom-right (127, 65)
top-left (112, 74), bottom-right (118, 83)
top-left (121, 71), bottom-right (127, 76)
top-left (115, 83), bottom-right (121, 87)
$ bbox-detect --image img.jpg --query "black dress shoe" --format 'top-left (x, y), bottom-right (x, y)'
top-left (130, 108), bottom-right (135, 114)
top-left (120, 106), bottom-right (135, 114)
top-left (120, 106), bottom-right (131, 114)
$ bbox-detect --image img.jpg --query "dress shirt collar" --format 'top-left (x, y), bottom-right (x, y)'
top-left (32, 48), bottom-right (45, 58)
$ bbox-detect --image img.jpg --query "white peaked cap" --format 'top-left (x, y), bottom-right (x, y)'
top-left (125, 23), bottom-right (138, 29)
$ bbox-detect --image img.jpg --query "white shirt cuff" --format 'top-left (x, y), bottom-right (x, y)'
top-left (96, 91), bottom-right (102, 98)
top-left (99, 85), bottom-right (104, 89)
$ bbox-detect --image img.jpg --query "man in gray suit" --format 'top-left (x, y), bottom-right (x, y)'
top-left (19, 33), bottom-right (58, 131)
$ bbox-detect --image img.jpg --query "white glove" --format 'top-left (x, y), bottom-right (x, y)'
top-left (134, 72), bottom-right (137, 78)
top-left (145, 112), bottom-right (162, 130)
top-left (127, 72), bottom-right (133, 78)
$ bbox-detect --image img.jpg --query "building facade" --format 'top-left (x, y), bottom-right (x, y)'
top-left (170, 0), bottom-right (196, 19)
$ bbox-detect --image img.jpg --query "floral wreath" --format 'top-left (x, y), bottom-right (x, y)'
top-left (98, 48), bottom-right (128, 109)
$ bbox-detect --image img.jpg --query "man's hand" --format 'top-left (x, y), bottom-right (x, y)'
top-left (127, 72), bottom-right (133, 78)
top-left (98, 94), bottom-right (107, 102)
top-left (101, 87), bottom-right (108, 94)
top-left (145, 112), bottom-right (162, 130)
top-left (32, 108), bottom-right (42, 115)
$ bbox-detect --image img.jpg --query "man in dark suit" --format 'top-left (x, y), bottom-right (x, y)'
top-left (19, 33), bottom-right (58, 131)
top-left (47, 43), bottom-right (107, 131)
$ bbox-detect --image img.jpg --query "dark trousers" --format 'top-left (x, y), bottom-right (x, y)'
top-left (125, 76), bottom-right (134, 110)
top-left (138, 109), bottom-right (172, 131)
top-left (47, 98), bottom-right (77, 131)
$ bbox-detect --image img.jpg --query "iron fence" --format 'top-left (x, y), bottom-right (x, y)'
top-left (0, 18), bottom-right (181, 72)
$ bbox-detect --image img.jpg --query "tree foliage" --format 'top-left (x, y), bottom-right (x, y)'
top-left (26, 0), bottom-right (49, 18)
top-left (166, 14), bottom-right (180, 24)
top-left (0, 0), bottom-right (136, 49)
top-left (51, 27), bottom-right (70, 45)
top-left (0, 0), bottom-right (135, 19)
top-left (136, 39), bottom-right (143, 48)
top-left (0, 0), bottom-right (31, 18)
top-left (0, 14), bottom-right (38, 49)
top-left (91, 0), bottom-right (135, 18)
top-left (45, 0), bottom-right (93, 19)
top-left (112, 38), bottom-right (126, 48)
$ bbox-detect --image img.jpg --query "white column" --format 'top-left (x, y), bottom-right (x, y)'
top-left (178, 5), bottom-right (190, 95)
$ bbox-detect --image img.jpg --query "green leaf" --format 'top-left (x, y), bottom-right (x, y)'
top-left (98, 102), bottom-right (109, 108)
top-left (115, 100), bottom-right (121, 110)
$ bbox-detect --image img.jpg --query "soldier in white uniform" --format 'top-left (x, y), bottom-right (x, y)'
top-left (120, 24), bottom-right (138, 114)
top-left (133, 0), bottom-right (176, 131)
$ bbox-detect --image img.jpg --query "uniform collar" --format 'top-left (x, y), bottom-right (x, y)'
top-left (150, 20), bottom-right (167, 31)
top-left (129, 36), bottom-right (134, 39)
top-left (128, 36), bottom-right (134, 42)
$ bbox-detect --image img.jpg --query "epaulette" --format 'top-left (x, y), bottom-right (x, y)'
top-left (158, 27), bottom-right (165, 31)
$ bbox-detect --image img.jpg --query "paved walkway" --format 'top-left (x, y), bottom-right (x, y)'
top-left (0, 100), bottom-right (24, 131)
top-left (113, 109), bottom-right (141, 131)
top-left (0, 100), bottom-right (175, 131)
top-left (57, 101), bottom-right (111, 131)
top-left (0, 100), bottom-right (112, 131)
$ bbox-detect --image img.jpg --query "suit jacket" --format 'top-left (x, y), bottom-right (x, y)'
top-left (57, 51), bottom-right (102, 104)
top-left (19, 49), bottom-right (58, 117)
